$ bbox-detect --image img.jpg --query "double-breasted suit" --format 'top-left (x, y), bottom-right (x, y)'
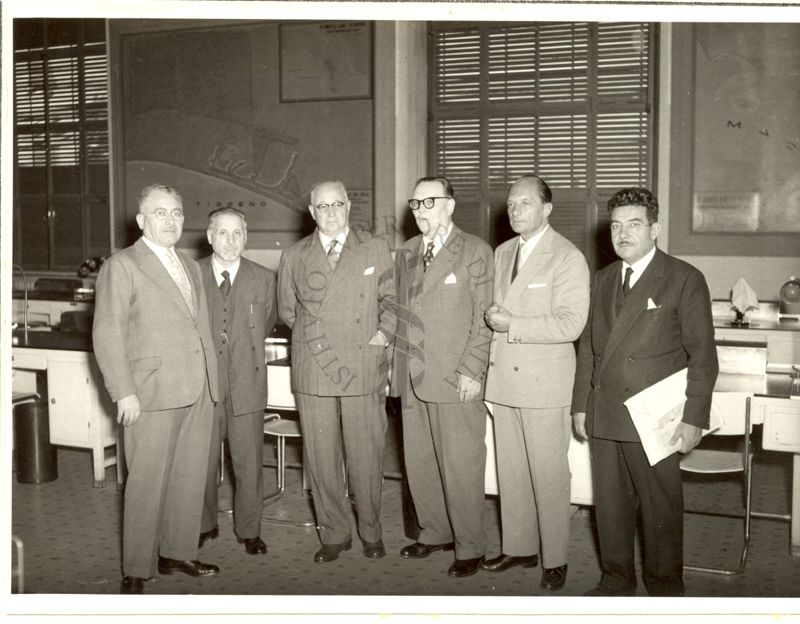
top-left (93, 237), bottom-right (218, 579)
top-left (278, 227), bottom-right (397, 545)
top-left (391, 225), bottom-right (493, 559)
top-left (199, 256), bottom-right (277, 540)
top-left (571, 247), bottom-right (718, 595)
top-left (484, 226), bottom-right (589, 568)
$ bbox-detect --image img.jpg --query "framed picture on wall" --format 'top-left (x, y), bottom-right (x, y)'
top-left (669, 23), bottom-right (800, 256)
top-left (279, 21), bottom-right (372, 102)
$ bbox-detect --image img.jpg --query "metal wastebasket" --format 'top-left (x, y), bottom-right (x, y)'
top-left (13, 399), bottom-right (58, 484)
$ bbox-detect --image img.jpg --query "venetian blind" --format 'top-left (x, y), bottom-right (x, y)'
top-left (430, 22), bottom-right (654, 267)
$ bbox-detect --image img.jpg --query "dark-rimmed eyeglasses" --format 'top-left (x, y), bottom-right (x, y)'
top-left (408, 196), bottom-right (450, 211)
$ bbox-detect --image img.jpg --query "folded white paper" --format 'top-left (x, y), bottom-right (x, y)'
top-left (363, 266), bottom-right (375, 275)
top-left (647, 297), bottom-right (659, 309)
top-left (624, 368), bottom-right (723, 466)
top-left (528, 283), bottom-right (547, 289)
top-left (444, 273), bottom-right (457, 285)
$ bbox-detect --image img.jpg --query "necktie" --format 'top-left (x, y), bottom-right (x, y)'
top-left (166, 248), bottom-right (193, 311)
top-left (511, 242), bottom-right (521, 283)
top-left (220, 270), bottom-right (231, 298)
top-left (622, 266), bottom-right (633, 298)
top-left (423, 241), bottom-right (435, 273)
top-left (327, 239), bottom-right (341, 270)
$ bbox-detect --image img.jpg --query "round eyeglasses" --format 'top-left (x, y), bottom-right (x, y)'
top-left (143, 208), bottom-right (184, 220)
top-left (408, 196), bottom-right (450, 211)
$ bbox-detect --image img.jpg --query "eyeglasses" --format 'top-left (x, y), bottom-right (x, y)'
top-left (408, 197), bottom-right (449, 211)
top-left (143, 208), bottom-right (184, 220)
top-left (313, 201), bottom-right (346, 213)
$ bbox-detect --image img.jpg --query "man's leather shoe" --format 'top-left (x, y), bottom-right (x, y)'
top-left (541, 564), bottom-right (568, 591)
top-left (584, 585), bottom-right (635, 597)
top-left (363, 540), bottom-right (385, 559)
top-left (480, 554), bottom-right (538, 572)
top-left (314, 540), bottom-right (352, 563)
top-left (448, 557), bottom-right (484, 577)
top-left (399, 541), bottom-right (455, 559)
top-left (198, 526), bottom-right (219, 548)
top-left (157, 556), bottom-right (220, 577)
top-left (120, 575), bottom-right (144, 594)
top-left (238, 536), bottom-right (267, 555)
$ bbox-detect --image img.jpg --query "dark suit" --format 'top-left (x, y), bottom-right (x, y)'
top-left (200, 256), bottom-right (277, 540)
top-left (277, 227), bottom-right (396, 545)
top-left (571, 247), bottom-right (718, 595)
top-left (391, 225), bottom-right (493, 559)
top-left (93, 237), bottom-right (218, 579)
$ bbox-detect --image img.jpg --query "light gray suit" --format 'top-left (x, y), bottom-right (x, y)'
top-left (484, 226), bottom-right (589, 568)
top-left (93, 237), bottom-right (218, 579)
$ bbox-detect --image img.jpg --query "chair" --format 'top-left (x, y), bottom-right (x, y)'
top-left (262, 360), bottom-right (315, 527)
top-left (681, 392), bottom-right (753, 575)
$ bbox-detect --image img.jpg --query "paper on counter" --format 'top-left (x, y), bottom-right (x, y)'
top-left (732, 277), bottom-right (759, 315)
top-left (624, 368), bottom-right (723, 466)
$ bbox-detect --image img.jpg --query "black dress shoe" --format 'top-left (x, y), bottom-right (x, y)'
top-left (314, 540), bottom-right (352, 563)
top-left (583, 584), bottom-right (636, 597)
top-left (363, 540), bottom-right (386, 559)
top-left (480, 553), bottom-right (539, 572)
top-left (238, 536), bottom-right (267, 555)
top-left (541, 564), bottom-right (568, 591)
top-left (120, 575), bottom-right (144, 594)
top-left (399, 541), bottom-right (456, 559)
top-left (448, 557), bottom-right (484, 577)
top-left (198, 526), bottom-right (219, 548)
top-left (158, 556), bottom-right (220, 577)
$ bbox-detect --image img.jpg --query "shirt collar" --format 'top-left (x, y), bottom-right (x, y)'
top-left (623, 245), bottom-right (657, 279)
top-left (318, 227), bottom-right (349, 251)
top-left (211, 254), bottom-right (241, 284)
top-left (518, 224), bottom-right (549, 251)
top-left (141, 235), bottom-right (173, 260)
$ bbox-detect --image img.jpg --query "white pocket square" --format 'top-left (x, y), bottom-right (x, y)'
top-left (363, 266), bottom-right (375, 276)
top-left (444, 273), bottom-right (457, 285)
top-left (527, 282), bottom-right (547, 289)
top-left (647, 297), bottom-right (660, 309)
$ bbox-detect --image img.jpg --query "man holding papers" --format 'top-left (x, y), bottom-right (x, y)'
top-left (571, 187), bottom-right (718, 597)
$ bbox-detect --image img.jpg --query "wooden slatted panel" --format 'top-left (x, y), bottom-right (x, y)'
top-left (433, 117), bottom-right (481, 192)
top-left (549, 195), bottom-right (588, 252)
top-left (433, 27), bottom-right (482, 104)
top-left (596, 22), bottom-right (650, 105)
top-left (596, 111), bottom-right (649, 188)
top-left (84, 51), bottom-right (109, 122)
top-left (487, 114), bottom-right (588, 190)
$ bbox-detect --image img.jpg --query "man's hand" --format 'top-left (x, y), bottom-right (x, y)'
top-left (573, 412), bottom-right (588, 441)
top-left (669, 421), bottom-right (702, 454)
top-left (368, 330), bottom-right (389, 347)
top-left (457, 373), bottom-right (481, 403)
top-left (484, 304), bottom-right (511, 333)
top-left (117, 394), bottom-right (141, 427)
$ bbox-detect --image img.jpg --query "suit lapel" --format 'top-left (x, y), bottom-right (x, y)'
top-left (323, 229), bottom-right (369, 305)
top-left (501, 229), bottom-right (554, 308)
top-left (134, 238), bottom-right (193, 317)
top-left (422, 226), bottom-right (458, 293)
top-left (600, 249), bottom-right (665, 371)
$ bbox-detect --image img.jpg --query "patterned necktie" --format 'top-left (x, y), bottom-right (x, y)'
top-left (327, 239), bottom-right (341, 270)
top-left (220, 270), bottom-right (231, 298)
top-left (166, 248), bottom-right (193, 311)
top-left (511, 242), bottom-right (522, 283)
top-left (622, 267), bottom-right (633, 298)
top-left (423, 241), bottom-right (435, 273)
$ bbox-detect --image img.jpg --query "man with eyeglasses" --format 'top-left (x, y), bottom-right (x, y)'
top-left (277, 180), bottom-right (397, 563)
top-left (93, 184), bottom-right (220, 594)
top-left (571, 187), bottom-right (718, 596)
top-left (197, 207), bottom-right (277, 557)
top-left (481, 175), bottom-right (590, 592)
top-left (391, 176), bottom-right (493, 578)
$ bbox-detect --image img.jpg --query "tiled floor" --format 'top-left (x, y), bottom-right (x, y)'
top-left (8, 422), bottom-right (800, 609)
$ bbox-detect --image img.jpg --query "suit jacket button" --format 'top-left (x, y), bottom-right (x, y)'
top-left (489, 361), bottom-right (494, 366)
top-left (255, 367), bottom-right (260, 372)
top-left (513, 366), bottom-right (519, 371)
top-left (252, 346), bottom-right (256, 351)
top-left (628, 356), bottom-right (635, 362)
top-left (250, 323), bottom-right (255, 328)
top-left (356, 319), bottom-right (360, 324)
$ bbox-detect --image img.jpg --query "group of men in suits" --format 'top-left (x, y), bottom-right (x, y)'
top-left (94, 186), bottom-right (278, 594)
top-left (94, 175), bottom-right (717, 596)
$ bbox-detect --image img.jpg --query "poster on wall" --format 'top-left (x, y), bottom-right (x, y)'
top-left (279, 22), bottom-right (372, 102)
